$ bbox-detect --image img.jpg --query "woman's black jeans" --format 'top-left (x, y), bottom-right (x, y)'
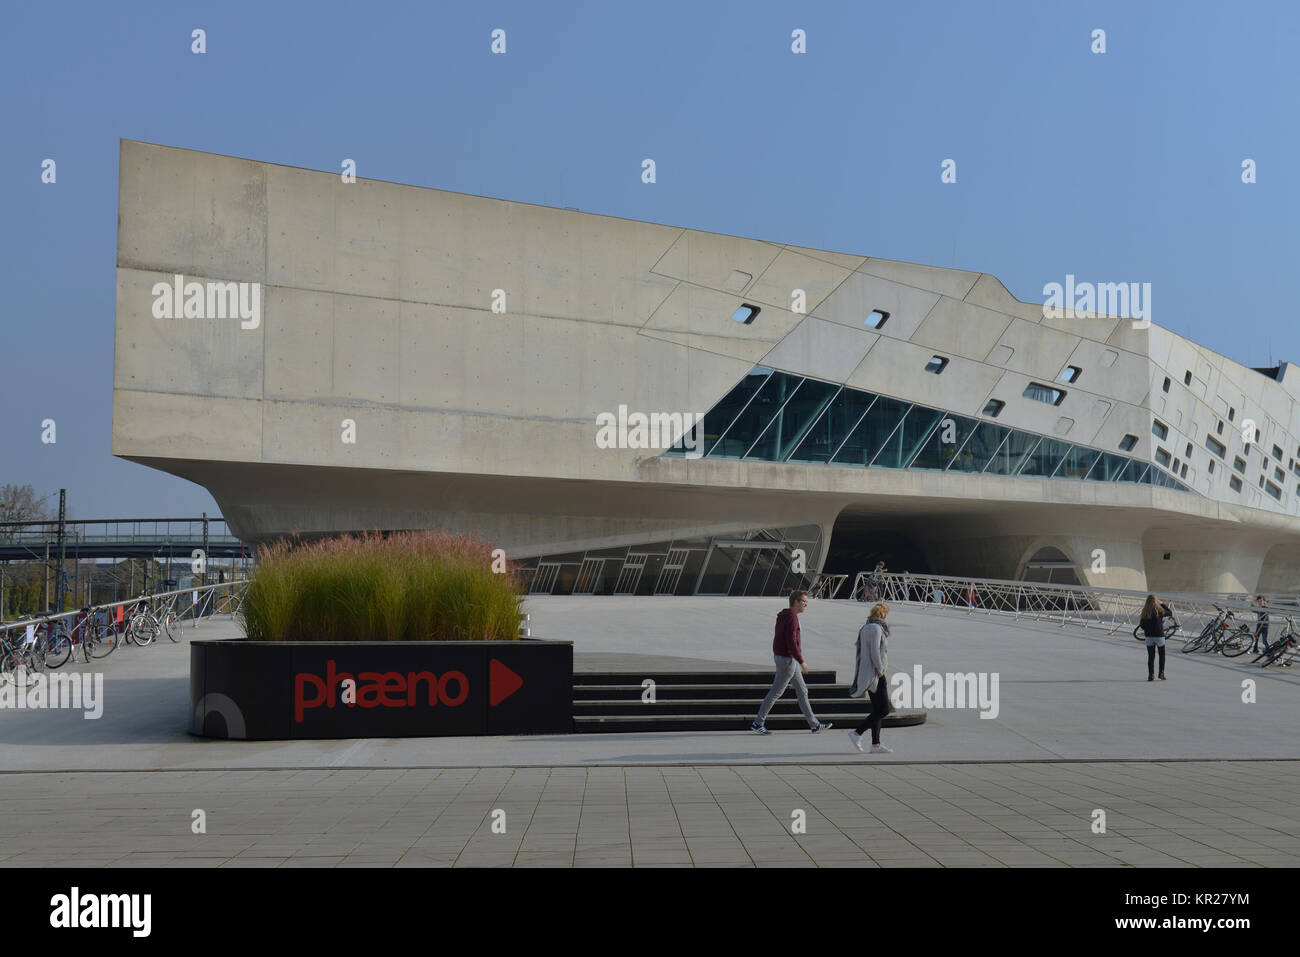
top-left (1146, 643), bottom-right (1166, 678)
top-left (855, 677), bottom-right (892, 744)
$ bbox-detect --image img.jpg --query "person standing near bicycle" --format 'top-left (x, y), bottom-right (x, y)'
top-left (1252, 594), bottom-right (1269, 654)
top-left (1139, 594), bottom-right (1168, 681)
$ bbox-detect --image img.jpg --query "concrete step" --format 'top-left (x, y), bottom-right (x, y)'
top-left (573, 711), bottom-right (926, 734)
top-left (574, 671), bottom-right (838, 687)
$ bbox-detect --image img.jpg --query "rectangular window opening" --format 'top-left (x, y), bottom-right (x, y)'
top-left (1205, 436), bottom-right (1226, 459)
top-left (982, 399), bottom-right (1005, 418)
top-left (924, 356), bottom-right (949, 374)
top-left (1059, 366), bottom-right (1081, 384)
top-left (1118, 434), bottom-right (1138, 452)
top-left (1023, 383), bottom-right (1066, 406)
top-left (864, 309), bottom-right (890, 329)
top-left (1162, 377), bottom-right (1171, 393)
top-left (731, 304), bottom-right (760, 324)
top-left (1152, 420), bottom-right (1168, 440)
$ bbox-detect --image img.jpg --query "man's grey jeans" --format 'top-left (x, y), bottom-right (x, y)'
top-left (755, 655), bottom-right (819, 728)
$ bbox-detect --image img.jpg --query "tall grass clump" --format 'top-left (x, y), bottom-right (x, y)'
top-left (239, 531), bottom-right (526, 642)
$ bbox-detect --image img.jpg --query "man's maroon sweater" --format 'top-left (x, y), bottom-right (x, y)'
top-left (772, 608), bottom-right (803, 663)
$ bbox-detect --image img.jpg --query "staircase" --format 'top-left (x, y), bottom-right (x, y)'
top-left (573, 670), bottom-right (926, 733)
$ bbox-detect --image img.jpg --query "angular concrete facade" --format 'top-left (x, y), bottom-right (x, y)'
top-left (113, 141), bottom-right (1300, 594)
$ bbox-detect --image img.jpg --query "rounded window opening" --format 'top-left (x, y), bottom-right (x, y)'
top-left (1020, 546), bottom-right (1084, 587)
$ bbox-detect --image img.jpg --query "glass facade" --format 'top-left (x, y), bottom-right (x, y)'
top-left (516, 524), bottom-right (823, 597)
top-left (668, 367), bottom-right (1193, 492)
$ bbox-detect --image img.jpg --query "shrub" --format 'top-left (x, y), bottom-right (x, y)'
top-left (239, 531), bottom-right (525, 642)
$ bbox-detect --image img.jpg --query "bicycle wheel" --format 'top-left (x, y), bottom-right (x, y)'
top-left (164, 612), bottom-right (182, 642)
top-left (43, 636), bottom-right (71, 668)
top-left (0, 653), bottom-right (34, 688)
top-left (1181, 632), bottom-right (1206, 653)
top-left (1132, 625), bottom-right (1145, 641)
top-left (87, 628), bottom-right (118, 659)
top-left (1163, 617), bottom-right (1179, 639)
top-left (131, 615), bottom-right (157, 647)
top-left (1221, 627), bottom-right (1254, 658)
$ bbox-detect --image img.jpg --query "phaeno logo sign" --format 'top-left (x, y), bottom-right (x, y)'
top-left (293, 658), bottom-right (523, 722)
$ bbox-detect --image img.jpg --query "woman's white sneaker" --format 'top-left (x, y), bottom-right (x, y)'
top-left (869, 743), bottom-right (893, 754)
top-left (848, 730), bottom-right (864, 752)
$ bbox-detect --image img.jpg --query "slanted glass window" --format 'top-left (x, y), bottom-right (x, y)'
top-left (1089, 453), bottom-right (1129, 482)
top-left (864, 310), bottom-right (890, 329)
top-left (1273, 444), bottom-right (1284, 461)
top-left (1162, 377), bottom-right (1171, 393)
top-left (1118, 434), bottom-right (1138, 452)
top-left (1117, 459), bottom-right (1148, 483)
top-left (731, 304), bottom-right (760, 324)
top-left (830, 396), bottom-right (911, 467)
top-left (1233, 456), bottom-right (1246, 474)
top-left (1229, 475), bottom-right (1243, 492)
top-left (1267, 481), bottom-right (1283, 501)
top-left (1059, 366), bottom-right (1081, 383)
top-left (1023, 383), bottom-right (1066, 406)
top-left (788, 389), bottom-right (877, 464)
top-left (986, 430), bottom-right (1041, 475)
top-left (1216, 421), bottom-right (1224, 435)
top-left (1228, 407), bottom-right (1235, 421)
top-left (1056, 445), bottom-right (1100, 479)
top-left (1205, 436), bottom-right (1226, 459)
top-left (982, 399), bottom-right (1005, 418)
top-left (1275, 466), bottom-right (1285, 483)
top-left (1180, 463), bottom-right (1189, 478)
top-left (872, 406), bottom-right (944, 468)
top-left (1184, 370), bottom-right (1192, 385)
top-left (744, 378), bottom-right (840, 462)
top-left (1152, 421), bottom-right (1168, 440)
top-left (1208, 460), bottom-right (1215, 474)
top-left (910, 414), bottom-right (979, 470)
top-left (947, 422), bottom-right (1009, 473)
top-left (1155, 447), bottom-right (1171, 467)
top-left (709, 371), bottom-right (803, 458)
top-left (689, 368), bottom-right (773, 456)
top-left (1186, 442), bottom-right (1193, 458)
top-left (1019, 438), bottom-right (1070, 477)
top-left (924, 356), bottom-right (949, 375)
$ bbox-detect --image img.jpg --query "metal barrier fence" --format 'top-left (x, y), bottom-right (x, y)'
top-left (848, 570), bottom-right (1296, 643)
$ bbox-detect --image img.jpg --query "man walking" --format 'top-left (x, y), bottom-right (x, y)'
top-left (751, 590), bottom-right (832, 735)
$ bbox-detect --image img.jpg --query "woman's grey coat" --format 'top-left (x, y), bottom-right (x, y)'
top-left (849, 617), bottom-right (889, 698)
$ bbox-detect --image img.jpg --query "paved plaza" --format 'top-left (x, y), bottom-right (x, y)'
top-left (2, 597), bottom-right (1297, 866)
top-left (3, 762), bottom-right (1298, 867)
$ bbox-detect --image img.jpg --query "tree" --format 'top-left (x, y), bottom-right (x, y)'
top-left (0, 484), bottom-right (52, 525)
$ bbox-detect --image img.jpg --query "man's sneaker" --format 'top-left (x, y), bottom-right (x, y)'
top-left (750, 721), bottom-right (771, 735)
top-left (1159, 673), bottom-right (1166, 680)
top-left (848, 730), bottom-right (864, 752)
top-left (869, 743), bottom-right (893, 754)
top-left (811, 721), bottom-right (832, 733)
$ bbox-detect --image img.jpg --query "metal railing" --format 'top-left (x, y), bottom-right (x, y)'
top-left (848, 570), bottom-right (1292, 642)
top-left (1, 579), bottom-right (250, 637)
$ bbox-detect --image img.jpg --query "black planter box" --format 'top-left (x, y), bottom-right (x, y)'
top-left (190, 639), bottom-right (573, 740)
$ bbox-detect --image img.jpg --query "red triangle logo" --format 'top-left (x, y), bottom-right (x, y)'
top-left (489, 658), bottom-right (523, 707)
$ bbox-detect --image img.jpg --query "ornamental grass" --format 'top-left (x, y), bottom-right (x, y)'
top-left (239, 531), bottom-right (525, 642)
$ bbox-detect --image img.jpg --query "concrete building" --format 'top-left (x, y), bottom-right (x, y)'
top-left (113, 140), bottom-right (1300, 595)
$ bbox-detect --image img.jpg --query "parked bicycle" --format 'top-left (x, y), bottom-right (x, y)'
top-left (129, 595), bottom-right (181, 646)
top-left (1253, 616), bottom-right (1298, 667)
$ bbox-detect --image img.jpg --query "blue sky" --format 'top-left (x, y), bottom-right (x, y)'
top-left (2, 0), bottom-right (1297, 518)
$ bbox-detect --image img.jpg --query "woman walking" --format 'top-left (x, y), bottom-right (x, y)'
top-left (1138, 594), bottom-right (1168, 681)
top-left (848, 602), bottom-right (893, 754)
